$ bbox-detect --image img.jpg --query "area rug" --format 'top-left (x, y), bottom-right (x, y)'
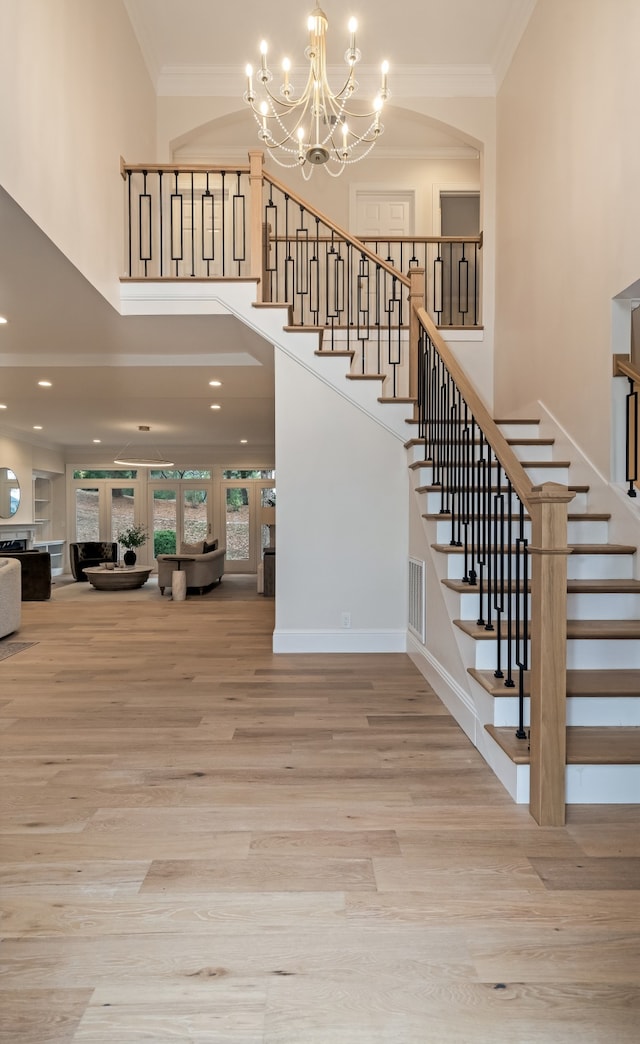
top-left (0, 641), bottom-right (37, 662)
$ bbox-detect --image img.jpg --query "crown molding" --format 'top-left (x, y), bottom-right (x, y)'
top-left (157, 63), bottom-right (496, 99)
top-left (173, 145), bottom-right (480, 164)
top-left (492, 0), bottom-right (537, 89)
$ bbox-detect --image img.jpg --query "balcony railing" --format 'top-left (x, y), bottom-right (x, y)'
top-left (121, 155), bottom-right (482, 332)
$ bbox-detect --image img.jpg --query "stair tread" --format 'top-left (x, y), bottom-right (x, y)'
top-left (443, 577), bottom-right (640, 594)
top-left (494, 418), bottom-right (541, 426)
top-left (519, 459), bottom-right (572, 467)
top-left (405, 437), bottom-right (555, 449)
top-left (315, 349), bottom-right (355, 358)
top-left (469, 668), bottom-right (640, 698)
top-left (433, 542), bottom-right (636, 555)
top-left (425, 512), bottom-right (611, 522)
top-left (379, 397), bottom-right (416, 404)
top-left (415, 482), bottom-right (590, 493)
top-left (486, 724), bottom-right (640, 765)
top-left (455, 618), bottom-right (640, 640)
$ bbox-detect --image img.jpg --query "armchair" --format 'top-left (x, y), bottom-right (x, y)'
top-left (70, 541), bottom-right (118, 582)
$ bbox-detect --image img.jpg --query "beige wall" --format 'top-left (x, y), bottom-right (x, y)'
top-left (0, 0), bottom-right (156, 308)
top-left (495, 0), bottom-right (640, 476)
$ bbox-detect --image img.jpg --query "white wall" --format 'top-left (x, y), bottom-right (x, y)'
top-left (0, 432), bottom-right (64, 529)
top-left (494, 0), bottom-right (640, 477)
top-left (0, 0), bottom-right (156, 308)
top-left (273, 349), bottom-right (408, 652)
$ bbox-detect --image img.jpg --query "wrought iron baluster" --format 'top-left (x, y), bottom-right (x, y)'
top-left (626, 375), bottom-right (638, 496)
top-left (514, 500), bottom-right (529, 738)
top-left (232, 171), bottom-right (246, 275)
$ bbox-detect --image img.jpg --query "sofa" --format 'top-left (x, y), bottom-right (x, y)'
top-left (157, 541), bottom-right (226, 595)
top-left (0, 557), bottom-right (22, 638)
top-left (0, 549), bottom-right (51, 600)
top-left (70, 541), bottom-right (118, 581)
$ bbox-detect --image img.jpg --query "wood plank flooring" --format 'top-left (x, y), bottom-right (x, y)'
top-left (1, 574), bottom-right (639, 1043)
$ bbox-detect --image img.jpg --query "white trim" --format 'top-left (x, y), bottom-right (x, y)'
top-left (273, 628), bottom-right (407, 653)
top-left (156, 64), bottom-right (497, 99)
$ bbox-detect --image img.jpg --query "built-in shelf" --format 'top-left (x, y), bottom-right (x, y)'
top-left (33, 538), bottom-right (65, 576)
top-left (32, 475), bottom-right (65, 574)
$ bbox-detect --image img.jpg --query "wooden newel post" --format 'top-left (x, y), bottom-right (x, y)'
top-left (408, 267), bottom-right (425, 415)
top-left (527, 481), bottom-right (575, 827)
top-left (249, 150), bottom-right (265, 292)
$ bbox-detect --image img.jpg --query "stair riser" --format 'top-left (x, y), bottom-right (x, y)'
top-left (412, 461), bottom-right (571, 485)
top-left (440, 552), bottom-right (635, 582)
top-left (523, 465), bottom-right (570, 484)
top-left (567, 554), bottom-right (635, 581)
top-left (420, 490), bottom-right (591, 513)
top-left (455, 590), bottom-right (640, 622)
top-left (407, 443), bottom-right (555, 466)
top-left (497, 424), bottom-right (541, 440)
top-left (488, 695), bottom-right (640, 728)
top-left (432, 519), bottom-right (610, 544)
top-left (460, 635), bottom-right (640, 671)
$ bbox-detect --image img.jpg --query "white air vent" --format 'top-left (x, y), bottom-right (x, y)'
top-left (408, 557), bottom-right (425, 643)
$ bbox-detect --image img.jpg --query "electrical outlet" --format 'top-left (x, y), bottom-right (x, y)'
top-left (341, 612), bottom-right (351, 629)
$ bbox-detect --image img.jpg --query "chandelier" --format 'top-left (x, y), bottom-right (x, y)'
top-left (114, 426), bottom-right (174, 469)
top-left (243, 6), bottom-right (390, 179)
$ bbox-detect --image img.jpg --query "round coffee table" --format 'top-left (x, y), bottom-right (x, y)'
top-left (83, 565), bottom-right (153, 590)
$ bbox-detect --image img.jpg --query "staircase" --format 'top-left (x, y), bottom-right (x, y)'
top-left (404, 416), bottom-right (640, 805)
top-left (120, 158), bottom-right (640, 819)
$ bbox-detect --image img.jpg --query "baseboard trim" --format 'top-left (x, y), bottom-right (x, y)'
top-left (273, 629), bottom-right (407, 653)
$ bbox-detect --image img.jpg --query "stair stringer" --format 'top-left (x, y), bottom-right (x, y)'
top-left (120, 279), bottom-right (412, 442)
top-left (405, 466), bottom-right (530, 802)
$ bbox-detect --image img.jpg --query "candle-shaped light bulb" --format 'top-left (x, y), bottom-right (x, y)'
top-left (245, 63), bottom-right (253, 95)
top-left (282, 56), bottom-right (290, 92)
top-left (381, 60), bottom-right (389, 94)
top-left (297, 126), bottom-right (305, 159)
top-left (373, 95), bottom-right (383, 130)
top-left (342, 122), bottom-right (349, 155)
top-left (348, 17), bottom-right (357, 49)
top-left (260, 100), bottom-right (268, 132)
top-left (260, 40), bottom-right (268, 71)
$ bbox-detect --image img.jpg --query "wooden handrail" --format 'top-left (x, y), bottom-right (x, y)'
top-left (120, 159), bottom-right (251, 178)
top-left (614, 356), bottom-right (640, 384)
top-left (262, 170), bottom-right (411, 290)
top-left (416, 306), bottom-right (535, 508)
top-left (361, 232), bottom-right (483, 248)
top-left (415, 304), bottom-right (574, 827)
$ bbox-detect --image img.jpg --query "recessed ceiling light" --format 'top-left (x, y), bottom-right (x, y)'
top-left (38, 380), bottom-right (52, 387)
top-left (209, 380), bottom-right (222, 387)
top-left (33, 425), bottom-right (43, 430)
top-left (240, 439), bottom-right (248, 444)
top-left (93, 439), bottom-right (101, 444)
top-left (210, 404), bottom-right (221, 410)
top-left (0, 316), bottom-right (7, 324)
top-left (0, 404), bottom-right (6, 410)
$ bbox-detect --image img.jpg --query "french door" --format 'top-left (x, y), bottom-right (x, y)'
top-left (73, 480), bottom-right (141, 557)
top-left (148, 483), bottom-right (211, 559)
top-left (220, 480), bottom-right (276, 573)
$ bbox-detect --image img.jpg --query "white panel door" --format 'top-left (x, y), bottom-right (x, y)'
top-left (353, 191), bottom-right (414, 237)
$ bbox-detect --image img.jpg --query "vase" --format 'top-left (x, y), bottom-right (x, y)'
top-left (123, 549), bottom-right (137, 566)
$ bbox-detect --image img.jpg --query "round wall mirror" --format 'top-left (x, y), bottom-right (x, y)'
top-left (0, 468), bottom-right (21, 518)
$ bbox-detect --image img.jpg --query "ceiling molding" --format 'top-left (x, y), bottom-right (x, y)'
top-left (0, 353), bottom-right (261, 368)
top-left (157, 63), bottom-right (497, 99)
top-left (174, 145), bottom-right (480, 163)
top-left (492, 0), bottom-right (537, 88)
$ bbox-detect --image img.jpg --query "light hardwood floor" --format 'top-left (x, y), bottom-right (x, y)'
top-left (1, 575), bottom-right (639, 1043)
